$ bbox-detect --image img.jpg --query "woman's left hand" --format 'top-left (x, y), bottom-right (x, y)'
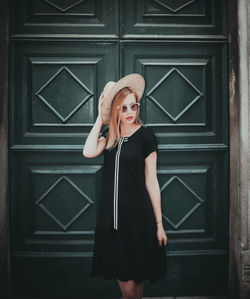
top-left (156, 225), bottom-right (168, 247)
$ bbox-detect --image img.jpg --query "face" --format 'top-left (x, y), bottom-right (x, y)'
top-left (119, 93), bottom-right (139, 124)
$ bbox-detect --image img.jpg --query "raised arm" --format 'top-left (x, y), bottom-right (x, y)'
top-left (82, 92), bottom-right (107, 158)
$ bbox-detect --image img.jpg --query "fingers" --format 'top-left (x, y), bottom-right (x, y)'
top-left (158, 239), bottom-right (164, 247)
top-left (158, 236), bottom-right (168, 247)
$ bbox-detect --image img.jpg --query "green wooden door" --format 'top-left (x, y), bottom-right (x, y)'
top-left (9, 0), bottom-right (228, 298)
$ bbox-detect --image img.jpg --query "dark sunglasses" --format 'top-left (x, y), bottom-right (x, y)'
top-left (118, 102), bottom-right (140, 113)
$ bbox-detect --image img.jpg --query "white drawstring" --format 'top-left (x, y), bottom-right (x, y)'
top-left (113, 137), bottom-right (125, 230)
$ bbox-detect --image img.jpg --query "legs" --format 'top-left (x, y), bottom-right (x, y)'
top-left (135, 281), bottom-right (143, 299)
top-left (117, 279), bottom-right (143, 299)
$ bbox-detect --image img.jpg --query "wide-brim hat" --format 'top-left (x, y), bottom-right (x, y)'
top-left (100, 73), bottom-right (145, 125)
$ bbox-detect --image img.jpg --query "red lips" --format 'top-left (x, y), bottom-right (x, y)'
top-left (126, 116), bottom-right (133, 120)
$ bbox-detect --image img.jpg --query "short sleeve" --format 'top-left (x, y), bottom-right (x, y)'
top-left (100, 127), bottom-right (109, 139)
top-left (143, 128), bottom-right (158, 159)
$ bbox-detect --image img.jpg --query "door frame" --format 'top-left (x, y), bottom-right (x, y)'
top-left (0, 0), bottom-right (247, 298)
top-left (227, 0), bottom-right (250, 298)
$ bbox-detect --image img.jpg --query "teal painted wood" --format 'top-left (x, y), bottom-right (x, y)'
top-left (9, 0), bottom-right (229, 298)
top-left (10, 0), bottom-right (119, 37)
top-left (122, 0), bottom-right (227, 39)
top-left (10, 40), bottom-right (119, 145)
top-left (121, 40), bottom-right (228, 146)
top-left (11, 0), bottom-right (227, 39)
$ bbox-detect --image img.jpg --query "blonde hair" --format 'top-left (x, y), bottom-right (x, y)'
top-left (105, 87), bottom-right (144, 150)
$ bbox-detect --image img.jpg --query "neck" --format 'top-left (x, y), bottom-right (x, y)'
top-left (120, 123), bottom-right (138, 132)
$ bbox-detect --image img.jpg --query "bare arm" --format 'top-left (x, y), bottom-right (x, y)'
top-left (82, 92), bottom-right (107, 158)
top-left (145, 151), bottom-right (167, 246)
top-left (145, 151), bottom-right (163, 226)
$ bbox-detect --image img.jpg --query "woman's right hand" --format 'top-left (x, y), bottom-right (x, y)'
top-left (98, 91), bottom-right (105, 119)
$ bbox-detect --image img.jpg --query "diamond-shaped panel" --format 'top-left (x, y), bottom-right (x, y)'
top-left (161, 176), bottom-right (204, 229)
top-left (43, 0), bottom-right (86, 12)
top-left (35, 176), bottom-right (93, 231)
top-left (148, 68), bottom-right (203, 122)
top-left (154, 0), bottom-right (196, 12)
top-left (35, 67), bottom-right (93, 123)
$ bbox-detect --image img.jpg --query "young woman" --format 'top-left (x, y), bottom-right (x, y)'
top-left (83, 74), bottom-right (167, 299)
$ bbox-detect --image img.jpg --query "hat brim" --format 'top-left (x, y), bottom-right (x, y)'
top-left (101, 73), bottom-right (145, 125)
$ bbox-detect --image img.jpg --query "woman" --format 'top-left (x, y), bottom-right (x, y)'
top-left (83, 74), bottom-right (167, 299)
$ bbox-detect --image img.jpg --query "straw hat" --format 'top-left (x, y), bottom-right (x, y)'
top-left (100, 73), bottom-right (145, 125)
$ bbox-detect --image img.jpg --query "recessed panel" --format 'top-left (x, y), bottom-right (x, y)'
top-left (160, 167), bottom-right (207, 232)
top-left (146, 64), bottom-right (206, 125)
top-left (10, 40), bottom-right (118, 145)
top-left (10, 151), bottom-right (104, 253)
top-left (122, 0), bottom-right (227, 38)
top-left (122, 41), bottom-right (228, 145)
top-left (157, 149), bottom-right (229, 251)
top-left (32, 61), bottom-right (96, 125)
top-left (33, 170), bottom-right (95, 232)
top-left (11, 0), bottom-right (119, 36)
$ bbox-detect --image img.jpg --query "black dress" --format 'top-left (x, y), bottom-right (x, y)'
top-left (91, 125), bottom-right (167, 285)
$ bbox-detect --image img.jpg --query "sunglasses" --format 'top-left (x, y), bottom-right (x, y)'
top-left (117, 102), bottom-right (140, 113)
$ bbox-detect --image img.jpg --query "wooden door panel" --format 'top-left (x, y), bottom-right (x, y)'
top-left (122, 41), bottom-right (228, 146)
top-left (157, 150), bottom-right (229, 251)
top-left (122, 0), bottom-right (227, 38)
top-left (11, 0), bottom-right (119, 37)
top-left (10, 151), bottom-right (105, 254)
top-left (10, 40), bottom-right (118, 146)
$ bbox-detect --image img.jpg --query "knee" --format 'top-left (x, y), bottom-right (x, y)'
top-left (121, 287), bottom-right (136, 299)
top-left (123, 292), bottom-right (136, 299)
top-left (117, 279), bottom-right (138, 299)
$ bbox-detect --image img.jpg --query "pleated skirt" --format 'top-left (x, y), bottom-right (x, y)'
top-left (91, 225), bottom-right (167, 285)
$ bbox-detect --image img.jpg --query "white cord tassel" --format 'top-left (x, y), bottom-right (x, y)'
top-left (113, 137), bottom-right (125, 230)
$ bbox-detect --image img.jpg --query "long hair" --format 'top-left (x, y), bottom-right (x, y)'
top-left (105, 87), bottom-right (144, 150)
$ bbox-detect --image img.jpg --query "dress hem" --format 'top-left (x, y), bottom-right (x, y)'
top-left (91, 271), bottom-right (166, 285)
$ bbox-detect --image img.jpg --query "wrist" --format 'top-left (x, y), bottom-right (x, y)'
top-left (157, 223), bottom-right (164, 230)
top-left (156, 220), bottom-right (163, 228)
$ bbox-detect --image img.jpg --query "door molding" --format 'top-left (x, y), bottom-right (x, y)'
top-left (0, 0), bottom-right (248, 298)
top-left (0, 1), bottom-right (10, 299)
